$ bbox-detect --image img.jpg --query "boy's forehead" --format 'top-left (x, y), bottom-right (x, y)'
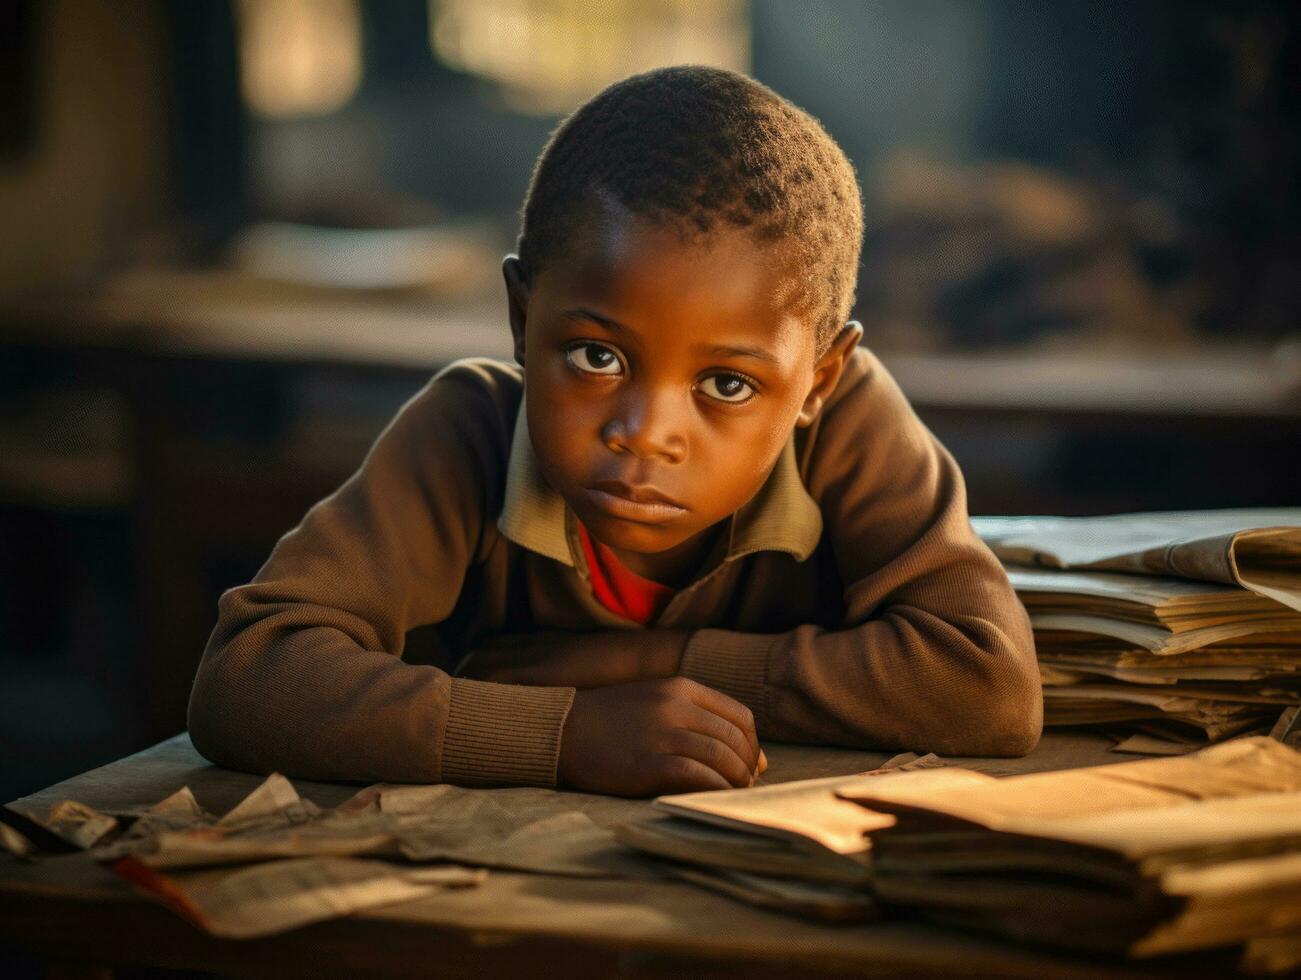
top-left (539, 210), bottom-right (812, 354)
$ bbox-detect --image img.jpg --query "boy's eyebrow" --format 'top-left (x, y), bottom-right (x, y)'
top-left (559, 307), bottom-right (633, 336)
top-left (700, 343), bottom-right (779, 365)
top-left (560, 307), bottom-right (779, 364)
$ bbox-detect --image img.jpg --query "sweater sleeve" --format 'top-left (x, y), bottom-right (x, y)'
top-left (187, 362), bottom-right (575, 786)
top-left (678, 350), bottom-right (1042, 757)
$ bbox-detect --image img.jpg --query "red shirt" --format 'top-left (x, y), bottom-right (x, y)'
top-left (575, 522), bottom-right (675, 625)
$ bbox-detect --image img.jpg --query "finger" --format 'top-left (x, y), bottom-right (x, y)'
top-left (679, 682), bottom-right (761, 767)
top-left (665, 731), bottom-right (753, 788)
top-left (654, 755), bottom-right (732, 794)
top-left (758, 748), bottom-right (768, 774)
top-left (678, 703), bottom-right (759, 775)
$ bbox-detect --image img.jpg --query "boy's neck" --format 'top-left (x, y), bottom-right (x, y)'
top-left (602, 519), bottom-right (727, 589)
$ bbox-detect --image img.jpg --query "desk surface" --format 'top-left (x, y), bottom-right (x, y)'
top-left (1, 731), bottom-right (1236, 979)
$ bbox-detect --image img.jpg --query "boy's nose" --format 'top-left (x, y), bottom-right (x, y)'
top-left (602, 387), bottom-right (686, 462)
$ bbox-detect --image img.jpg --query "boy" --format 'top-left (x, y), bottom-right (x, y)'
top-left (188, 66), bottom-right (1041, 797)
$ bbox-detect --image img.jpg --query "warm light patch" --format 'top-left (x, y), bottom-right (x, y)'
top-left (237, 0), bottom-right (362, 118)
top-left (429, 0), bottom-right (750, 114)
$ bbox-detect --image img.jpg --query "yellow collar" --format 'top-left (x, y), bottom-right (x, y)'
top-left (497, 394), bottom-right (823, 568)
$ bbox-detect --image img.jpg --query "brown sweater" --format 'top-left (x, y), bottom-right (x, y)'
top-left (187, 347), bottom-right (1042, 786)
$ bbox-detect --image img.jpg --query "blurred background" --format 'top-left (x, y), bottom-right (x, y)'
top-left (1, 0), bottom-right (1298, 802)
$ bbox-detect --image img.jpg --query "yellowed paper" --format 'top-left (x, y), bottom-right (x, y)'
top-left (974, 510), bottom-right (1301, 610)
top-left (614, 816), bottom-right (873, 886)
top-left (667, 864), bottom-right (878, 922)
top-left (117, 856), bottom-right (485, 939)
top-left (1241, 932), bottom-right (1301, 974)
top-left (396, 809), bottom-right (629, 877)
top-left (841, 737), bottom-right (1301, 827)
top-left (657, 767), bottom-right (987, 855)
top-left (1110, 733), bottom-right (1198, 756)
top-left (42, 800), bottom-right (119, 849)
top-left (217, 771), bottom-right (321, 829)
top-left (1029, 613), bottom-right (1296, 655)
top-left (94, 773), bottom-right (637, 878)
top-left (0, 822), bottom-right (34, 858)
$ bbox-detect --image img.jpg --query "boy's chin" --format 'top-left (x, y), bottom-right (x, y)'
top-left (577, 512), bottom-right (696, 555)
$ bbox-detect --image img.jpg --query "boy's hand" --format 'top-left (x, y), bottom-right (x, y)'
top-left (556, 677), bottom-right (768, 797)
top-left (458, 629), bottom-right (686, 688)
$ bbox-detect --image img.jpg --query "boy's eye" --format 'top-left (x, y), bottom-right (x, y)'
top-left (565, 342), bottom-right (623, 375)
top-left (698, 373), bottom-right (755, 403)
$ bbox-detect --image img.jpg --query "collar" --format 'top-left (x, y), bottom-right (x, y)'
top-left (497, 394), bottom-right (823, 568)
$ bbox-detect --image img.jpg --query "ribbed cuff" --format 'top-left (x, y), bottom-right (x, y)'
top-left (442, 677), bottom-right (576, 787)
top-left (678, 629), bottom-right (773, 727)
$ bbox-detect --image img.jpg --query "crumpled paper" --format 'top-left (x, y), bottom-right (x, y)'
top-left (6, 770), bottom-right (646, 937)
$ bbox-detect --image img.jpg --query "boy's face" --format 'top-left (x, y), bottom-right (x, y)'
top-left (504, 203), bottom-right (858, 577)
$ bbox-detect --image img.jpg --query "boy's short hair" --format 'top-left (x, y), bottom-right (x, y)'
top-left (516, 65), bottom-right (864, 356)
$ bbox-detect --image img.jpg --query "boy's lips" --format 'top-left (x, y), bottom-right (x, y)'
top-left (584, 480), bottom-right (687, 523)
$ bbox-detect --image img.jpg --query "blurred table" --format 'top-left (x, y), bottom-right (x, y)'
top-left (0, 729), bottom-right (1238, 979)
top-left (3, 269), bottom-right (1297, 412)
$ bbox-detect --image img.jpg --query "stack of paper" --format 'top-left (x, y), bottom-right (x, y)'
top-left (614, 753), bottom-right (967, 920)
top-left (973, 510), bottom-right (1301, 749)
top-left (838, 737), bottom-right (1301, 959)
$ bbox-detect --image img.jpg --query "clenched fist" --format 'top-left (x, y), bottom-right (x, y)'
top-left (557, 676), bottom-right (767, 797)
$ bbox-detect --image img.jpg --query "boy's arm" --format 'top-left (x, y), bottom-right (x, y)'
top-left (459, 352), bottom-right (1041, 757)
top-left (457, 627), bottom-right (688, 688)
top-left (678, 351), bottom-right (1043, 757)
top-left (186, 364), bottom-right (575, 786)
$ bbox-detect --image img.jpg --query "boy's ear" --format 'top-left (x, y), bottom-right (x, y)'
top-left (502, 255), bottom-right (530, 367)
top-left (796, 320), bottom-right (864, 428)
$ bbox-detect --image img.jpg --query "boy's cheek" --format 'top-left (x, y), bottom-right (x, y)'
top-left (530, 371), bottom-right (608, 429)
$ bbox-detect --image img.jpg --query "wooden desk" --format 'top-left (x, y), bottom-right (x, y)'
top-left (1, 731), bottom-right (1238, 979)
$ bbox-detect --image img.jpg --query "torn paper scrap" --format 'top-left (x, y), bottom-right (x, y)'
top-left (122, 813), bottom-right (405, 870)
top-left (870, 752), bottom-right (948, 774)
top-left (1110, 733), bottom-right (1199, 756)
top-left (114, 855), bottom-right (485, 939)
top-left (397, 809), bottom-right (629, 877)
top-left (42, 800), bottom-right (119, 850)
top-left (145, 786), bottom-right (212, 826)
top-left (0, 822), bottom-right (34, 859)
top-left (217, 772), bottom-right (321, 830)
top-left (371, 782), bottom-right (647, 877)
top-left (91, 773), bottom-right (640, 878)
